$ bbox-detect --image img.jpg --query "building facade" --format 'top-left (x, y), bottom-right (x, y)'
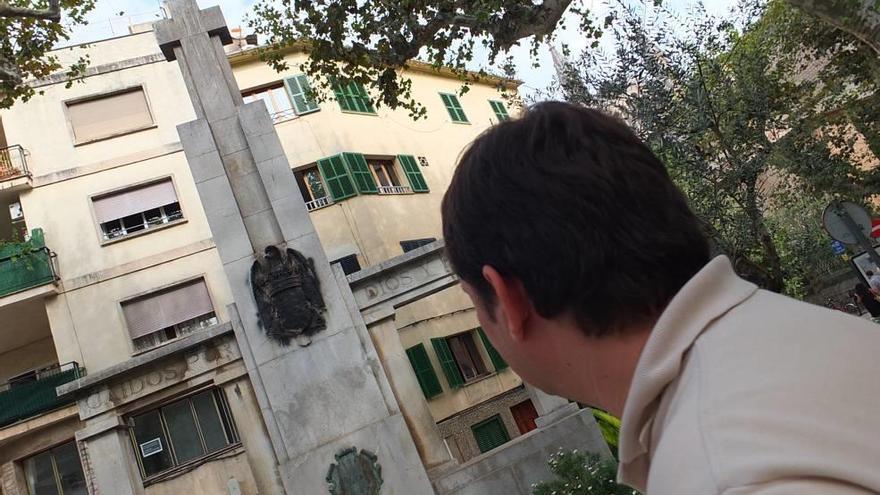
top-left (0, 23), bottom-right (536, 495)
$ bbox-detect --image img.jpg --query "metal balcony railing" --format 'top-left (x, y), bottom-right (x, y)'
top-left (0, 362), bottom-right (83, 428)
top-left (0, 145), bottom-right (28, 181)
top-left (377, 185), bottom-right (412, 195)
top-left (0, 228), bottom-right (59, 297)
top-left (305, 196), bottom-right (332, 211)
top-left (270, 108), bottom-right (297, 123)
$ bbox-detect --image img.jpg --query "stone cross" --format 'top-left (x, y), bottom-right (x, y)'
top-left (154, 1), bottom-right (435, 493)
top-left (155, 0), bottom-right (283, 252)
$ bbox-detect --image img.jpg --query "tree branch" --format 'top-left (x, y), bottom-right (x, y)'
top-left (0, 56), bottom-right (22, 84)
top-left (485, 0), bottom-right (573, 51)
top-left (787, 0), bottom-right (880, 55)
top-left (0, 0), bottom-right (61, 21)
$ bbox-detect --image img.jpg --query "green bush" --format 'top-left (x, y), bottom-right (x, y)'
top-left (532, 450), bottom-right (640, 495)
top-left (591, 409), bottom-right (621, 459)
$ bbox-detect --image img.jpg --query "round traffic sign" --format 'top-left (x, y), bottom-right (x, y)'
top-left (823, 201), bottom-right (872, 244)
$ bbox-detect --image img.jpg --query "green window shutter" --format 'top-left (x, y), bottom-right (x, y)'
top-left (477, 328), bottom-right (508, 371)
top-left (471, 416), bottom-right (510, 453)
top-left (405, 344), bottom-right (443, 399)
top-left (342, 153), bottom-right (378, 194)
top-left (283, 74), bottom-right (320, 115)
top-left (431, 337), bottom-right (464, 389)
top-left (334, 82), bottom-right (375, 114)
top-left (440, 93), bottom-right (468, 123)
top-left (397, 155), bottom-right (429, 192)
top-left (353, 83), bottom-right (375, 113)
top-left (333, 83), bottom-right (351, 112)
top-left (317, 155), bottom-right (356, 201)
top-left (489, 100), bottom-right (510, 121)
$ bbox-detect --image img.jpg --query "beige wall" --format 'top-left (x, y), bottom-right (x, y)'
top-left (0, 32), bottom-right (194, 177)
top-left (46, 248), bottom-right (234, 372)
top-left (0, 337), bottom-right (57, 383)
top-left (143, 451), bottom-right (259, 495)
top-left (232, 51), bottom-right (513, 268)
top-left (21, 152), bottom-right (211, 282)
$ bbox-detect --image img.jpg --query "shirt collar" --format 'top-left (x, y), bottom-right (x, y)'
top-left (617, 256), bottom-right (758, 489)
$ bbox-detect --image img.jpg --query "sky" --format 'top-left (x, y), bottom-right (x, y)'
top-left (63, 0), bottom-right (736, 100)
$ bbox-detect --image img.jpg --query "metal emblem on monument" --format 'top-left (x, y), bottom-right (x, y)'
top-left (326, 447), bottom-right (383, 495)
top-left (251, 246), bottom-right (326, 346)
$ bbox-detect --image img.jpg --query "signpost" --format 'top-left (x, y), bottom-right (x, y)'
top-left (822, 201), bottom-right (880, 269)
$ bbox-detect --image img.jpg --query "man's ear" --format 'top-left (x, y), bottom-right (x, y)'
top-left (482, 265), bottom-right (531, 342)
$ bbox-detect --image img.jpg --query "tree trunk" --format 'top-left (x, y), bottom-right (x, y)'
top-left (743, 181), bottom-right (787, 293)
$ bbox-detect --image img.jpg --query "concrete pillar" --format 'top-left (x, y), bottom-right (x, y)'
top-left (1, 462), bottom-right (26, 495)
top-left (76, 419), bottom-right (143, 495)
top-left (221, 377), bottom-right (285, 495)
top-left (526, 384), bottom-right (579, 428)
top-left (368, 316), bottom-right (454, 470)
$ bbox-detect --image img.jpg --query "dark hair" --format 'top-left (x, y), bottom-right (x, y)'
top-left (442, 102), bottom-right (710, 336)
top-left (868, 271), bottom-right (875, 277)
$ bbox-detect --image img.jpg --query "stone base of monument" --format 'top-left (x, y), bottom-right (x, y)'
top-left (430, 406), bottom-right (612, 495)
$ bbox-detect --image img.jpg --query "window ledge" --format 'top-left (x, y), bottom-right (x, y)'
top-left (461, 372), bottom-right (498, 388)
top-left (340, 110), bottom-right (378, 116)
top-left (100, 218), bottom-right (187, 247)
top-left (73, 124), bottom-right (158, 147)
top-left (143, 443), bottom-right (244, 487)
top-left (450, 120), bottom-right (472, 125)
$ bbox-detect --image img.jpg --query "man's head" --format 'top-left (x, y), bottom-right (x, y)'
top-left (868, 271), bottom-right (875, 277)
top-left (442, 102), bottom-right (709, 399)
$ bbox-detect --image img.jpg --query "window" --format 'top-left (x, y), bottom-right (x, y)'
top-left (24, 441), bottom-right (87, 495)
top-left (332, 254), bottom-right (361, 276)
top-left (67, 87), bottom-right (153, 144)
top-left (447, 332), bottom-right (489, 381)
top-left (368, 159), bottom-right (409, 194)
top-left (130, 389), bottom-right (238, 479)
top-left (431, 331), bottom-right (489, 388)
top-left (471, 415), bottom-right (510, 453)
top-left (400, 238), bottom-right (437, 253)
top-left (405, 343), bottom-right (443, 399)
top-left (242, 83), bottom-right (294, 122)
top-left (295, 167), bottom-right (332, 211)
top-left (309, 152), bottom-right (428, 204)
top-left (122, 279), bottom-right (217, 352)
top-left (397, 155), bottom-right (429, 192)
top-left (94, 179), bottom-right (183, 242)
top-left (489, 100), bottom-right (510, 122)
top-left (334, 82), bottom-right (375, 114)
top-left (440, 93), bottom-right (468, 123)
top-left (283, 74), bottom-right (320, 115)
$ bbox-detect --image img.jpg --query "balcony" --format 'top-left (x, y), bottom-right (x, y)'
top-left (305, 196), bottom-right (333, 211)
top-left (0, 362), bottom-right (83, 428)
top-left (377, 185), bottom-right (412, 195)
top-left (0, 145), bottom-right (30, 189)
top-left (0, 229), bottom-right (59, 298)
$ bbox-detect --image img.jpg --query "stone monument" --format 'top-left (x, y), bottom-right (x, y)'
top-left (154, 1), bottom-right (434, 492)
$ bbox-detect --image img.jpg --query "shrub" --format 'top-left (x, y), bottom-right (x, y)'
top-left (532, 449), bottom-right (640, 495)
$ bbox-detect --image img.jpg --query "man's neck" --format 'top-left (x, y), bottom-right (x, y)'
top-left (579, 325), bottom-right (653, 417)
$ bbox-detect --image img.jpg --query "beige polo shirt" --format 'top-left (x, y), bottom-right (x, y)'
top-left (618, 256), bottom-right (880, 494)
